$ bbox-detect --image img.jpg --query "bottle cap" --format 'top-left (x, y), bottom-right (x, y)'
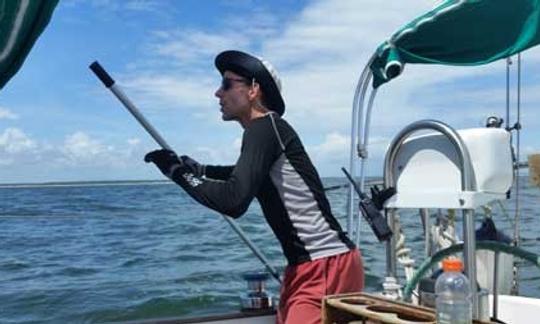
top-left (442, 258), bottom-right (463, 272)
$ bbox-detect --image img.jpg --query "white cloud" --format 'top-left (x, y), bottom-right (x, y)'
top-left (124, 0), bottom-right (162, 12)
top-left (0, 128), bottom-right (36, 153)
top-left (120, 6), bottom-right (284, 113)
top-left (0, 127), bottom-right (155, 181)
top-left (61, 131), bottom-right (110, 164)
top-left (224, 6), bottom-right (281, 40)
top-left (0, 129), bottom-right (146, 169)
top-left (306, 132), bottom-right (391, 174)
top-left (150, 30), bottom-right (249, 66)
top-left (523, 146), bottom-right (538, 155)
top-left (64, 0), bottom-right (164, 12)
top-left (122, 74), bottom-right (217, 111)
top-left (310, 132), bottom-right (348, 157)
top-left (58, 132), bottom-right (150, 169)
top-left (233, 137), bottom-right (242, 150)
top-left (0, 107), bottom-right (18, 120)
top-left (307, 132), bottom-right (350, 176)
top-left (190, 136), bottom-right (243, 165)
top-left (0, 128), bottom-right (40, 168)
top-left (127, 138), bottom-right (141, 146)
top-left (263, 0), bottom-right (434, 66)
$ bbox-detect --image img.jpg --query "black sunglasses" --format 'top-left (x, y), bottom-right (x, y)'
top-left (221, 77), bottom-right (251, 91)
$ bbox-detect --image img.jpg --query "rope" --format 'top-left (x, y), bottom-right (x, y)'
top-left (395, 221), bottom-right (415, 282)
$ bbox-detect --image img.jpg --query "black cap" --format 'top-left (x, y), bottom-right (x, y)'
top-left (215, 50), bottom-right (285, 116)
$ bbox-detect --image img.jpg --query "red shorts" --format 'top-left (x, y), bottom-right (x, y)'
top-left (277, 249), bottom-right (364, 324)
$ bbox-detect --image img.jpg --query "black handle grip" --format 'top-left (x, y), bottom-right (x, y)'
top-left (89, 61), bottom-right (115, 88)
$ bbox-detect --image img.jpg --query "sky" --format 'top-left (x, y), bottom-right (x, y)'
top-left (1, 0), bottom-right (539, 183)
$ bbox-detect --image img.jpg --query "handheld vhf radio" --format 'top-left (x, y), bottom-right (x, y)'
top-left (341, 167), bottom-right (393, 242)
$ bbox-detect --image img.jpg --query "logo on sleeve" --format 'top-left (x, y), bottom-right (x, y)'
top-left (183, 172), bottom-right (203, 187)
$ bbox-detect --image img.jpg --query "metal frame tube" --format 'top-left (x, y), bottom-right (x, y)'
top-left (352, 74), bottom-right (373, 243)
top-left (462, 209), bottom-right (478, 318)
top-left (359, 87), bottom-right (379, 190)
top-left (109, 85), bottom-right (173, 150)
top-left (420, 209), bottom-right (431, 257)
top-left (505, 57), bottom-right (511, 130)
top-left (347, 54), bottom-right (376, 239)
top-left (513, 53), bottom-right (522, 294)
top-left (383, 120), bottom-right (474, 191)
top-left (383, 119), bottom-right (479, 318)
top-left (347, 101), bottom-right (360, 236)
top-left (385, 209), bottom-right (398, 277)
top-left (355, 87), bottom-right (379, 248)
top-left (493, 251), bottom-right (500, 319)
top-left (347, 69), bottom-right (368, 236)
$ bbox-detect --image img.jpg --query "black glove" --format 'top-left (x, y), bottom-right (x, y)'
top-left (144, 149), bottom-right (182, 178)
top-left (370, 185), bottom-right (396, 210)
top-left (180, 155), bottom-right (206, 178)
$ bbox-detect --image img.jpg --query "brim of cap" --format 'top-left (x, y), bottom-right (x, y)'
top-left (215, 50), bottom-right (285, 116)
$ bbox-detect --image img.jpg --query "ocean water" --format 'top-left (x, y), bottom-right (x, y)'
top-left (0, 177), bottom-right (539, 323)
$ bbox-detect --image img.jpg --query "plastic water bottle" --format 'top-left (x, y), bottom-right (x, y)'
top-left (435, 258), bottom-right (472, 324)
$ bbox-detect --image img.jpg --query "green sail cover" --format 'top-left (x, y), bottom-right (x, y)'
top-left (0, 0), bottom-right (58, 90)
top-left (370, 0), bottom-right (540, 88)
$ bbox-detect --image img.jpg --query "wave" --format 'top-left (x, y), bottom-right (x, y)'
top-left (58, 266), bottom-right (100, 277)
top-left (0, 260), bottom-right (31, 271)
top-left (91, 295), bottom-right (223, 323)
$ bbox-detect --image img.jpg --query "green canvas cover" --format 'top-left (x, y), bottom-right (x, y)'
top-left (0, 0), bottom-right (59, 90)
top-left (370, 0), bottom-right (540, 88)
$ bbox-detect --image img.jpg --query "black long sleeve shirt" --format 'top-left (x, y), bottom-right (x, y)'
top-left (171, 113), bottom-right (354, 265)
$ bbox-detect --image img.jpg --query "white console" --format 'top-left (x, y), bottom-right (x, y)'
top-left (385, 128), bottom-right (513, 209)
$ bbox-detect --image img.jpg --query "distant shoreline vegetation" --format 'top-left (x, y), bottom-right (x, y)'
top-left (0, 179), bottom-right (171, 189)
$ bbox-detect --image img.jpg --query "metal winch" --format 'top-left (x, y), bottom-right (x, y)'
top-left (240, 271), bottom-right (274, 311)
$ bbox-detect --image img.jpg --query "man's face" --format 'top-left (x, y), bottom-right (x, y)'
top-left (215, 71), bottom-right (251, 122)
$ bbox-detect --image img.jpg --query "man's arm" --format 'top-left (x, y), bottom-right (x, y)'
top-left (146, 120), bottom-right (280, 218)
top-left (204, 165), bottom-right (235, 180)
top-left (180, 155), bottom-right (234, 180)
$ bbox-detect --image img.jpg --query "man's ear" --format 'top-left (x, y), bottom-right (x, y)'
top-left (248, 82), bottom-right (262, 101)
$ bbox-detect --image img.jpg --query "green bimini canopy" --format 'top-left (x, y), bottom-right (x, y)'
top-left (0, 0), bottom-right (59, 90)
top-left (370, 0), bottom-right (540, 88)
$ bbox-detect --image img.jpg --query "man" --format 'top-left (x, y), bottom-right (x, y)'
top-left (145, 50), bottom-right (364, 324)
